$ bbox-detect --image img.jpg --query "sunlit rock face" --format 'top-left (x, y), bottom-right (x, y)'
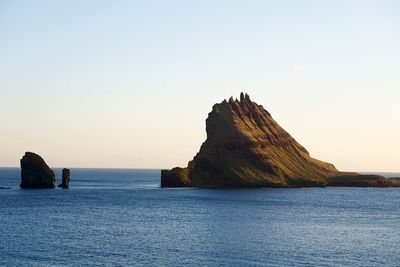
top-left (20, 152), bottom-right (56, 189)
top-left (161, 93), bottom-right (340, 188)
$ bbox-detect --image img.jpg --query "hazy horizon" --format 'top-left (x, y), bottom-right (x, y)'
top-left (1, 1), bottom-right (399, 171)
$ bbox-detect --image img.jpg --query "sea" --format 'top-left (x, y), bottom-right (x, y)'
top-left (0, 168), bottom-right (399, 267)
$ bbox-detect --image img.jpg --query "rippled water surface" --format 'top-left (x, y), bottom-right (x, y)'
top-left (0, 168), bottom-right (399, 266)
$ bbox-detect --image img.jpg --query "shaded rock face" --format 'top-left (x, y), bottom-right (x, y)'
top-left (58, 168), bottom-right (70, 189)
top-left (20, 152), bottom-right (55, 188)
top-left (161, 93), bottom-right (340, 188)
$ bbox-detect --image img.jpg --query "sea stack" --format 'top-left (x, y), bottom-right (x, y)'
top-left (161, 93), bottom-right (340, 187)
top-left (20, 152), bottom-right (56, 188)
top-left (58, 168), bottom-right (71, 189)
top-left (161, 93), bottom-right (398, 188)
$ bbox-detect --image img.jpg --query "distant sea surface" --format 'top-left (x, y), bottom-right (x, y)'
top-left (0, 168), bottom-right (399, 267)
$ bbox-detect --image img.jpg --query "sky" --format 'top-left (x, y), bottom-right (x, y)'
top-left (0, 0), bottom-right (399, 171)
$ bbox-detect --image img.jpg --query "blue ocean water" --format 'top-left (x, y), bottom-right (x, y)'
top-left (0, 168), bottom-right (399, 267)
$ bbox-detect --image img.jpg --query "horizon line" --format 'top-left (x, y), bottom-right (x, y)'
top-left (0, 166), bottom-right (399, 174)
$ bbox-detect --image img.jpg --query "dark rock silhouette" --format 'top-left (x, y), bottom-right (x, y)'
top-left (20, 152), bottom-right (55, 188)
top-left (161, 93), bottom-right (398, 188)
top-left (58, 168), bottom-right (71, 188)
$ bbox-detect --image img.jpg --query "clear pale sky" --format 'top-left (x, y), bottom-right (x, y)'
top-left (0, 0), bottom-right (399, 171)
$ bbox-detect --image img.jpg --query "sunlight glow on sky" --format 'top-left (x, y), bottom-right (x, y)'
top-left (0, 0), bottom-right (399, 171)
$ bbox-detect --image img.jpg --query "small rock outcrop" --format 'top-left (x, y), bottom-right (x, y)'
top-left (58, 168), bottom-right (71, 189)
top-left (326, 173), bottom-right (394, 187)
top-left (388, 177), bottom-right (400, 187)
top-left (20, 152), bottom-right (55, 188)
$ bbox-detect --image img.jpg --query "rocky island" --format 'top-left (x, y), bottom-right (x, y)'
top-left (20, 152), bottom-right (56, 188)
top-left (58, 168), bottom-right (71, 189)
top-left (161, 93), bottom-right (397, 188)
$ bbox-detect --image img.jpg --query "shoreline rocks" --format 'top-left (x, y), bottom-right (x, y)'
top-left (388, 177), bottom-right (400, 187)
top-left (325, 174), bottom-right (394, 187)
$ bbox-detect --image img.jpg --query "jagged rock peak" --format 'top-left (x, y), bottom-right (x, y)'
top-left (239, 92), bottom-right (251, 103)
top-left (240, 92), bottom-right (245, 103)
top-left (220, 93), bottom-right (271, 118)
